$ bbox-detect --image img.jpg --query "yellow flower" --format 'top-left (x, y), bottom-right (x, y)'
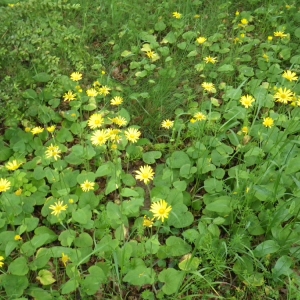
top-left (98, 85), bottom-right (111, 96)
top-left (93, 81), bottom-right (101, 87)
top-left (201, 82), bottom-right (216, 93)
top-left (196, 37), bottom-right (207, 44)
top-left (69, 199), bottom-right (74, 204)
top-left (91, 129), bottom-right (109, 146)
top-left (63, 91), bottom-right (76, 102)
top-left (125, 128), bottom-right (141, 143)
top-left (101, 70), bottom-right (106, 75)
top-left (49, 201), bottom-right (68, 216)
top-left (107, 128), bottom-right (121, 142)
top-left (111, 116), bottom-right (127, 127)
top-left (241, 126), bottom-right (249, 135)
top-left (135, 165), bottom-right (155, 184)
top-left (88, 113), bottom-right (104, 129)
top-left (282, 70), bottom-right (298, 82)
top-left (263, 53), bottom-right (269, 62)
top-left (14, 235), bottom-right (22, 241)
top-left (190, 118), bottom-right (197, 123)
top-left (80, 180), bottom-right (95, 192)
top-left (15, 188), bottom-right (22, 196)
top-left (150, 199), bottom-right (172, 222)
top-left (172, 12), bottom-right (182, 19)
top-left (268, 36), bottom-right (273, 41)
top-left (6, 160), bottom-right (23, 171)
top-left (45, 144), bottom-right (61, 161)
top-left (240, 95), bottom-right (255, 108)
top-left (86, 88), bottom-right (98, 97)
top-left (61, 253), bottom-right (70, 267)
top-left (204, 56), bottom-right (218, 64)
top-left (70, 72), bottom-right (82, 82)
top-left (274, 87), bottom-right (294, 104)
top-left (111, 96), bottom-right (124, 106)
top-left (274, 31), bottom-right (287, 38)
top-left (143, 216), bottom-right (154, 228)
top-left (146, 50), bottom-right (155, 59)
top-left (194, 14), bottom-right (200, 19)
top-left (193, 112), bottom-right (207, 121)
top-left (25, 127), bottom-right (31, 132)
top-left (235, 11), bottom-right (240, 16)
top-left (0, 178), bottom-right (11, 193)
top-left (47, 125), bottom-right (56, 133)
top-left (161, 119), bottom-right (174, 129)
top-left (0, 256), bottom-right (4, 268)
top-left (234, 37), bottom-right (241, 44)
top-left (240, 18), bottom-right (248, 26)
top-left (31, 127), bottom-right (44, 135)
top-left (263, 117), bottom-right (274, 128)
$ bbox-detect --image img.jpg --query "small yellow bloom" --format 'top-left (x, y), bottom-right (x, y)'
top-left (61, 253), bottom-right (70, 267)
top-left (93, 81), bottom-right (101, 87)
top-left (101, 71), bottom-right (106, 75)
top-left (161, 119), bottom-right (174, 129)
top-left (88, 113), bottom-right (104, 129)
top-left (125, 128), bottom-right (141, 143)
top-left (86, 88), bottom-right (98, 97)
top-left (80, 180), bottom-right (95, 192)
top-left (135, 165), bottom-right (155, 184)
top-left (240, 95), bottom-right (255, 108)
top-left (63, 91), bottom-right (76, 102)
top-left (274, 87), bottom-right (294, 104)
top-left (150, 199), bottom-right (172, 222)
top-left (190, 118), bottom-right (197, 123)
top-left (6, 160), bottom-right (23, 171)
top-left (49, 201), bottom-right (68, 216)
top-left (25, 127), bottom-right (31, 132)
top-left (241, 127), bottom-right (249, 135)
top-left (267, 36), bottom-right (273, 41)
top-left (240, 33), bottom-right (245, 38)
top-left (240, 18), bottom-right (248, 26)
top-left (45, 144), bottom-right (61, 161)
top-left (263, 53), bottom-right (269, 62)
top-left (98, 85), bottom-right (111, 96)
top-left (204, 56), bottom-right (218, 64)
top-left (143, 216), bottom-right (154, 228)
top-left (69, 199), bottom-right (74, 204)
top-left (31, 127), bottom-right (44, 135)
top-left (196, 37), bottom-right (207, 44)
top-left (146, 50), bottom-right (155, 59)
top-left (15, 188), bottom-right (22, 196)
top-left (91, 129), bottom-right (110, 146)
top-left (110, 96), bottom-right (124, 106)
top-left (0, 178), bottom-right (11, 193)
top-left (274, 31), bottom-right (287, 38)
top-left (194, 14), bottom-right (200, 19)
top-left (282, 70), bottom-right (298, 82)
top-left (70, 72), bottom-right (82, 82)
top-left (193, 112), bottom-right (207, 121)
top-left (172, 12), bottom-right (182, 19)
top-left (263, 117), bottom-right (274, 128)
top-left (0, 256), bottom-right (4, 268)
top-left (201, 82), bottom-right (216, 93)
top-left (14, 235), bottom-right (22, 241)
top-left (46, 125), bottom-right (56, 133)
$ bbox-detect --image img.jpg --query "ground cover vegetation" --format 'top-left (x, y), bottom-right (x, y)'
top-left (1, 0), bottom-right (300, 299)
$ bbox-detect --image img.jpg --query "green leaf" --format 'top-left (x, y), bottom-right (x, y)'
top-left (173, 180), bottom-right (187, 191)
top-left (205, 196), bottom-right (232, 214)
top-left (162, 31), bottom-right (176, 44)
top-left (72, 209), bottom-right (89, 225)
top-left (142, 151), bottom-right (162, 164)
top-left (155, 21), bottom-right (166, 31)
top-left (168, 203), bottom-right (194, 228)
top-left (123, 266), bottom-right (155, 286)
top-left (165, 236), bottom-right (191, 257)
top-left (8, 257), bottom-right (29, 276)
top-left (82, 266), bottom-right (107, 295)
top-left (204, 178), bottom-right (223, 194)
top-left (294, 28), bottom-right (300, 38)
top-left (254, 240), bottom-right (280, 258)
top-left (22, 89), bottom-right (38, 100)
top-left (33, 72), bottom-right (52, 83)
top-left (61, 279), bottom-right (79, 294)
top-left (36, 269), bottom-right (56, 285)
top-left (217, 64), bottom-right (234, 72)
top-left (166, 151), bottom-right (190, 168)
top-left (59, 230), bottom-right (77, 247)
top-left (178, 256), bottom-right (200, 271)
top-left (177, 42), bottom-right (187, 50)
top-left (74, 233), bottom-right (93, 248)
top-left (158, 269), bottom-right (185, 295)
top-left (1, 274), bottom-right (29, 298)
top-left (272, 255), bottom-right (293, 278)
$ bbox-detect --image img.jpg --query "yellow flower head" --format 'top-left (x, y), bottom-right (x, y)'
top-left (107, 128), bottom-right (121, 142)
top-left (25, 127), bottom-right (31, 132)
top-left (49, 201), bottom-right (68, 216)
top-left (135, 165), bottom-right (155, 184)
top-left (125, 128), bottom-right (141, 143)
top-left (268, 36), bottom-right (273, 41)
top-left (91, 129), bottom-right (109, 146)
top-left (274, 87), bottom-right (294, 104)
top-left (15, 188), bottom-right (22, 196)
top-left (111, 116), bottom-right (127, 127)
top-left (47, 125), bottom-right (56, 133)
top-left (274, 31), bottom-right (287, 38)
top-left (0, 178), bottom-right (11, 193)
top-left (196, 37), bottom-right (207, 45)
top-left (201, 82), bottom-right (216, 93)
top-left (63, 91), bottom-right (76, 102)
top-left (0, 256), bottom-right (4, 268)
top-left (86, 88), bottom-right (98, 97)
top-left (190, 118), bottom-right (197, 123)
top-left (150, 199), bottom-right (172, 222)
top-left (204, 56), bottom-right (218, 64)
top-left (263, 117), bottom-right (274, 128)
top-left (6, 160), bottom-right (23, 171)
top-left (193, 112), bottom-right (207, 121)
top-left (240, 18), bottom-right (248, 26)
top-left (263, 53), bottom-right (269, 62)
top-left (31, 127), bottom-right (44, 135)
top-left (143, 216), bottom-right (154, 228)
top-left (111, 96), bottom-right (124, 106)
top-left (241, 126), bottom-right (249, 135)
top-left (172, 12), bottom-right (182, 19)
top-left (98, 85), bottom-right (111, 96)
top-left (14, 235), bottom-right (22, 241)
top-left (282, 70), bottom-right (298, 82)
top-left (61, 253), bottom-right (70, 267)
top-left (240, 95), bottom-right (255, 108)
top-left (45, 144), bottom-right (61, 161)
top-left (146, 50), bottom-right (155, 59)
top-left (70, 72), bottom-right (82, 82)
top-left (80, 180), bottom-right (95, 192)
top-left (88, 113), bottom-right (104, 129)
top-left (161, 119), bottom-right (174, 129)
